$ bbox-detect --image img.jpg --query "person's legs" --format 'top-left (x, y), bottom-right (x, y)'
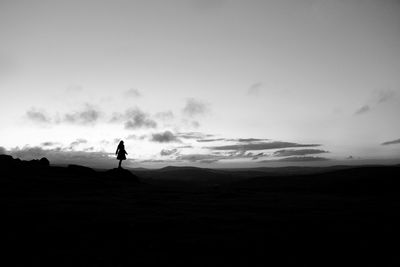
top-left (118, 160), bottom-right (122, 168)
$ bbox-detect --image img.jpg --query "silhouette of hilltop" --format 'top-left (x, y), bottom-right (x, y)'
top-left (2, 153), bottom-right (400, 266)
top-left (0, 154), bottom-right (140, 183)
top-left (0, 154), bottom-right (50, 168)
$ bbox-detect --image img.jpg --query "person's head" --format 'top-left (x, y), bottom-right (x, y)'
top-left (119, 140), bottom-right (124, 146)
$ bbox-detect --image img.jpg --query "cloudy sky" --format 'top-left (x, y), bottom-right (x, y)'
top-left (1, 0), bottom-right (399, 168)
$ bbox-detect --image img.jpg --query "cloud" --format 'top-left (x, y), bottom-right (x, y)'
top-left (26, 104), bottom-right (102, 126)
top-left (69, 138), bottom-right (88, 149)
top-left (182, 98), bottom-right (209, 117)
top-left (111, 108), bottom-right (157, 129)
top-left (177, 132), bottom-right (213, 139)
top-left (175, 150), bottom-right (267, 163)
top-left (381, 138), bottom-right (400, 145)
top-left (139, 159), bottom-right (168, 163)
top-left (7, 146), bottom-right (49, 159)
top-left (207, 141), bottom-right (320, 151)
top-left (354, 105), bottom-right (370, 115)
top-left (196, 137), bottom-right (269, 143)
top-left (247, 82), bottom-right (263, 95)
top-left (230, 138), bottom-right (269, 142)
top-left (377, 89), bottom-right (396, 103)
top-left (26, 108), bottom-right (52, 124)
top-left (151, 131), bottom-right (181, 143)
top-left (250, 152), bottom-right (265, 160)
top-left (196, 138), bottom-right (226, 142)
top-left (125, 115), bottom-right (156, 129)
top-left (124, 88), bottom-right (141, 98)
top-left (138, 159), bottom-right (183, 164)
top-left (176, 153), bottom-right (221, 162)
top-left (354, 89), bottom-right (397, 115)
top-left (126, 134), bottom-right (146, 140)
top-left (273, 149), bottom-right (328, 157)
top-left (41, 142), bottom-right (60, 147)
top-left (259, 156), bottom-right (329, 163)
top-left (63, 104), bottom-right (101, 125)
top-left (160, 148), bottom-right (178, 156)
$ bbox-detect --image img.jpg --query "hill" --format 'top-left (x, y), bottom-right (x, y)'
top-left (2, 154), bottom-right (400, 266)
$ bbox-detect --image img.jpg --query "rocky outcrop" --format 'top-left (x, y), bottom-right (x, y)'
top-left (0, 154), bottom-right (50, 169)
top-left (0, 154), bottom-right (140, 184)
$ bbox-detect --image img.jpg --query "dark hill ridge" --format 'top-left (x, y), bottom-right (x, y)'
top-left (0, 154), bottom-right (140, 183)
top-left (0, 154), bottom-right (50, 168)
top-left (2, 153), bottom-right (400, 266)
top-left (158, 165), bottom-right (204, 171)
top-left (233, 165), bottom-right (400, 195)
top-left (2, 153), bottom-right (400, 191)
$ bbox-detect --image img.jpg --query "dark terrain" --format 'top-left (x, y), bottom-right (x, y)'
top-left (2, 154), bottom-right (400, 266)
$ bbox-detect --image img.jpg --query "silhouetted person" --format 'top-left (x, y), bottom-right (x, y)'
top-left (115, 140), bottom-right (128, 169)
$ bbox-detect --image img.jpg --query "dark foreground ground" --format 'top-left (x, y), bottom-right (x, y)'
top-left (2, 155), bottom-right (400, 266)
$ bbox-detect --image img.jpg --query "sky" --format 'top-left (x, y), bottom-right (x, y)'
top-left (0, 0), bottom-right (399, 168)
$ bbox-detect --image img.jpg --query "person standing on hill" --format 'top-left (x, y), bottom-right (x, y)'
top-left (115, 140), bottom-right (128, 169)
